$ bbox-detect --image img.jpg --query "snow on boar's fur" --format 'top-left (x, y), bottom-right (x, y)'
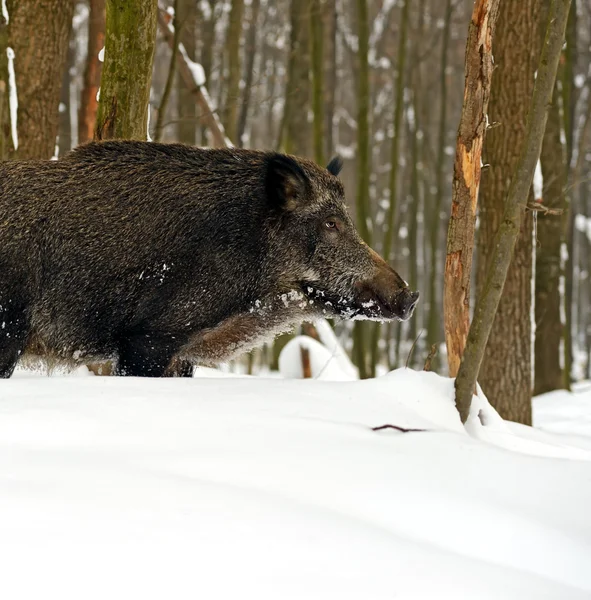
top-left (0, 141), bottom-right (418, 377)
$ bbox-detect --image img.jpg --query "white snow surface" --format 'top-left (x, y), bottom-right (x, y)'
top-left (1, 367), bottom-right (591, 600)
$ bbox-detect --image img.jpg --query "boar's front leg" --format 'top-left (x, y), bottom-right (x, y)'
top-left (0, 298), bottom-right (30, 379)
top-left (116, 331), bottom-right (185, 377)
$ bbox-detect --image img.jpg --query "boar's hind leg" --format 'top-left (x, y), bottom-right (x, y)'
top-left (0, 302), bottom-right (30, 378)
top-left (116, 332), bottom-right (182, 377)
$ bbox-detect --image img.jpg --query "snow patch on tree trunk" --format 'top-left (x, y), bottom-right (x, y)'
top-left (6, 47), bottom-right (18, 150)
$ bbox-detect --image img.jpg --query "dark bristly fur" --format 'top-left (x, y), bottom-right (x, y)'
top-left (0, 141), bottom-right (418, 377)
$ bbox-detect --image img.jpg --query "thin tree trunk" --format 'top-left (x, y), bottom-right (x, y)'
top-left (198, 0), bottom-right (218, 145)
top-left (562, 0), bottom-right (577, 388)
top-left (426, 0), bottom-right (453, 362)
top-left (534, 81), bottom-right (567, 395)
top-left (176, 0), bottom-right (197, 145)
top-left (2, 0), bottom-right (75, 159)
top-left (310, 0), bottom-right (324, 165)
top-left (95, 0), bottom-right (157, 141)
top-left (236, 0), bottom-right (260, 147)
top-left (78, 0), bottom-right (105, 145)
top-left (222, 0), bottom-right (244, 142)
top-left (154, 0), bottom-right (180, 142)
top-left (444, 0), bottom-right (500, 378)
top-left (58, 33), bottom-right (75, 157)
top-left (278, 0), bottom-right (311, 156)
top-left (367, 0), bottom-right (409, 376)
top-left (455, 0), bottom-right (572, 424)
top-left (352, 0), bottom-right (371, 379)
top-left (472, 0), bottom-right (541, 423)
top-left (323, 0), bottom-right (336, 159)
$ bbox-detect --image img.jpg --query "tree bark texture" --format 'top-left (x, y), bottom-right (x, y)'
top-left (279, 0), bottom-right (311, 157)
top-left (94, 0), bottom-right (157, 141)
top-left (534, 81), bottom-right (567, 395)
top-left (236, 0), bottom-right (260, 148)
top-left (456, 0), bottom-right (572, 424)
top-left (310, 0), bottom-right (324, 165)
top-left (322, 0), bottom-right (336, 159)
top-left (78, 0), bottom-right (105, 144)
top-left (444, 0), bottom-right (500, 379)
top-left (472, 0), bottom-right (541, 423)
top-left (352, 0), bottom-right (371, 379)
top-left (2, 0), bottom-right (74, 159)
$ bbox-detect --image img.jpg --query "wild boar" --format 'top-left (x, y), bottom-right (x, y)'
top-left (0, 141), bottom-right (418, 377)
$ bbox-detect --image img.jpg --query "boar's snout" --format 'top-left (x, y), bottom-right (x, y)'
top-left (354, 249), bottom-right (419, 322)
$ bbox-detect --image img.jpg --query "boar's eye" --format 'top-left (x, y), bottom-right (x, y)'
top-left (325, 220), bottom-right (338, 231)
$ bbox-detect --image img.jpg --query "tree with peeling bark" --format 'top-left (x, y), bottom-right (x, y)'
top-left (94, 0), bottom-right (157, 141)
top-left (0, 0), bottom-right (75, 159)
top-left (444, 0), bottom-right (500, 379)
top-left (455, 0), bottom-right (573, 424)
top-left (79, 0), bottom-right (105, 145)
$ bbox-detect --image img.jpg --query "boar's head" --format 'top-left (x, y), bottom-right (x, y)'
top-left (265, 154), bottom-right (419, 322)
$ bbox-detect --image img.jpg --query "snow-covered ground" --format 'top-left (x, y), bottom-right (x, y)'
top-left (1, 360), bottom-right (591, 599)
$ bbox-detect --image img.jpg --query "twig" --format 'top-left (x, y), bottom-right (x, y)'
top-left (423, 344), bottom-right (437, 371)
top-left (371, 424), bottom-right (426, 433)
top-left (526, 200), bottom-right (564, 216)
top-left (405, 329), bottom-right (423, 368)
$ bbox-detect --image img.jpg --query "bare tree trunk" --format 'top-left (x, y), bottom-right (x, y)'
top-left (426, 0), bottom-right (453, 363)
top-left (472, 0), bottom-right (541, 423)
top-left (176, 0), bottom-right (197, 145)
top-left (1, 0), bottom-right (75, 159)
top-left (444, 0), bottom-right (500, 378)
top-left (222, 0), bottom-right (244, 142)
top-left (562, 0), bottom-right (577, 388)
top-left (155, 1), bottom-right (180, 142)
top-left (236, 0), bottom-right (260, 147)
top-left (78, 0), bottom-right (105, 145)
top-left (94, 0), bottom-right (157, 141)
top-left (278, 0), bottom-right (311, 156)
top-left (367, 0), bottom-right (410, 377)
top-left (455, 0), bottom-right (572, 424)
top-left (534, 81), bottom-right (567, 395)
top-left (310, 0), bottom-right (324, 165)
top-left (323, 0), bottom-right (336, 159)
top-left (352, 0), bottom-right (371, 379)
top-left (58, 32), bottom-right (75, 156)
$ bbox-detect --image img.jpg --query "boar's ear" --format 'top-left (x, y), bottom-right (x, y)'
top-left (326, 156), bottom-right (343, 177)
top-left (266, 154), bottom-right (309, 211)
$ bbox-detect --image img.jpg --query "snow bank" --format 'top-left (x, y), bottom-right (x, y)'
top-left (1, 368), bottom-right (590, 599)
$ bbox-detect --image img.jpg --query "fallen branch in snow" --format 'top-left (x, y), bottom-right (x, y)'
top-left (156, 7), bottom-right (231, 148)
top-left (371, 424), bottom-right (426, 433)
